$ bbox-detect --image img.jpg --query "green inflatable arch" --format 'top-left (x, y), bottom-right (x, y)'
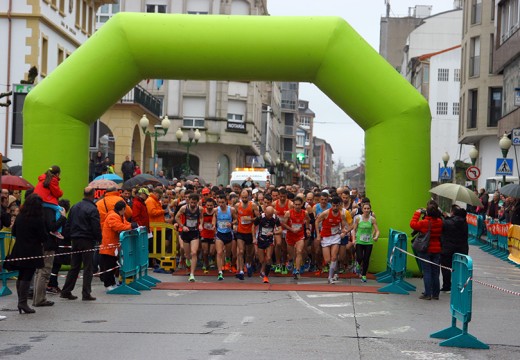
top-left (23, 14), bottom-right (430, 272)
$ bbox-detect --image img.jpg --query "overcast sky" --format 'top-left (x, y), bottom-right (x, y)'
top-left (268, 0), bottom-right (456, 167)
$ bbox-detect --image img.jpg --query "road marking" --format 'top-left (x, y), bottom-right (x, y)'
top-left (241, 316), bottom-right (255, 325)
top-left (401, 350), bottom-right (466, 359)
top-left (338, 311), bottom-right (390, 318)
top-left (289, 291), bottom-right (341, 322)
top-left (223, 332), bottom-right (241, 343)
top-left (208, 356), bottom-right (225, 360)
top-left (318, 302), bottom-right (352, 308)
top-left (166, 290), bottom-right (197, 297)
top-left (372, 326), bottom-right (414, 335)
top-left (307, 293), bottom-right (350, 298)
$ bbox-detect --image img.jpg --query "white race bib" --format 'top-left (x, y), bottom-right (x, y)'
top-left (186, 219), bottom-right (197, 228)
top-left (203, 223), bottom-right (213, 230)
top-left (331, 226), bottom-right (341, 235)
top-left (218, 221), bottom-right (229, 230)
top-left (360, 234), bottom-right (371, 242)
top-left (261, 227), bottom-right (273, 236)
top-left (293, 224), bottom-right (302, 231)
top-left (241, 218), bottom-right (252, 225)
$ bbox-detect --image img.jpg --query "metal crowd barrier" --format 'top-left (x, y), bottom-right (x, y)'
top-left (377, 229), bottom-right (416, 295)
top-left (481, 219), bottom-right (510, 261)
top-left (466, 213), bottom-right (483, 245)
top-left (430, 253), bottom-right (489, 349)
top-left (107, 227), bottom-right (161, 295)
top-left (507, 225), bottom-right (520, 267)
top-left (0, 231), bottom-right (18, 297)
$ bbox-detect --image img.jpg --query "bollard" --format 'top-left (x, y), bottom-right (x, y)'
top-left (377, 229), bottom-right (416, 295)
top-left (430, 253), bottom-right (489, 349)
top-left (0, 231), bottom-right (18, 297)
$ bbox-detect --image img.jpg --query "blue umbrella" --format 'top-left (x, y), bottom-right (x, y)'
top-left (93, 173), bottom-right (123, 183)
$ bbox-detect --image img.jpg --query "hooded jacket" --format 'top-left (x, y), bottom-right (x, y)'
top-left (441, 213), bottom-right (469, 255)
top-left (34, 174), bottom-right (63, 205)
top-left (410, 211), bottom-right (443, 254)
top-left (100, 210), bottom-right (132, 257)
top-left (96, 191), bottom-right (133, 228)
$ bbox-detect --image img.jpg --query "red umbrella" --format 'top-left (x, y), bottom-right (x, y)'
top-left (1, 175), bottom-right (34, 191)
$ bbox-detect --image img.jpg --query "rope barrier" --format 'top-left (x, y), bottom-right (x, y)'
top-left (392, 246), bottom-right (520, 297)
top-left (0, 243), bottom-right (119, 263)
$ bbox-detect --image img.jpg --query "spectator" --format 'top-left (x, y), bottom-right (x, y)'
top-left (440, 205), bottom-right (468, 292)
top-left (121, 155), bottom-right (135, 182)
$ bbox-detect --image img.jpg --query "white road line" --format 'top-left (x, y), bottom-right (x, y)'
top-left (372, 326), bottom-right (414, 335)
top-left (289, 291), bottom-right (342, 322)
top-left (241, 316), bottom-right (255, 325)
top-left (307, 293), bottom-right (350, 298)
top-left (223, 332), bottom-right (241, 343)
top-left (338, 311), bottom-right (391, 318)
top-left (208, 356), bottom-right (225, 360)
top-left (401, 350), bottom-right (467, 359)
top-left (166, 290), bottom-right (197, 297)
top-left (318, 302), bottom-right (352, 308)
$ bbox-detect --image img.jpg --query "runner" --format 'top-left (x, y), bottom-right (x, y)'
top-left (339, 191), bottom-right (355, 274)
top-left (235, 190), bottom-right (260, 280)
top-left (200, 197), bottom-right (217, 274)
top-left (175, 193), bottom-right (204, 282)
top-left (283, 196), bottom-right (311, 280)
top-left (313, 192), bottom-right (331, 274)
top-left (315, 196), bottom-right (349, 284)
top-left (215, 194), bottom-right (237, 281)
top-left (352, 202), bottom-right (379, 282)
top-left (253, 206), bottom-right (281, 283)
top-left (272, 188), bottom-right (293, 274)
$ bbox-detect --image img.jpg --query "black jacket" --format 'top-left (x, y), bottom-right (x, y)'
top-left (66, 198), bottom-right (102, 243)
top-left (441, 215), bottom-right (469, 255)
top-left (1, 205), bottom-right (10, 228)
top-left (10, 213), bottom-right (47, 269)
top-left (42, 207), bottom-right (67, 251)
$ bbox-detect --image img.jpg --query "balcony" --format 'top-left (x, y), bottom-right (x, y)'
top-left (120, 84), bottom-right (162, 117)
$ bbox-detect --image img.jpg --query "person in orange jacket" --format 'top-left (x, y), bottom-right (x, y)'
top-left (145, 187), bottom-right (168, 263)
top-left (96, 187), bottom-right (133, 228)
top-left (99, 200), bottom-right (137, 292)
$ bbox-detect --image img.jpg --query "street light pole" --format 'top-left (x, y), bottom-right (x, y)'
top-left (469, 145), bottom-right (479, 190)
top-left (176, 127), bottom-right (201, 176)
top-left (140, 114), bottom-right (170, 176)
top-left (441, 152), bottom-right (450, 183)
top-left (499, 133), bottom-right (512, 187)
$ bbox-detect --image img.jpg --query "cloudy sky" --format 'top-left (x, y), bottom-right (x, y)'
top-left (268, 0), bottom-right (456, 167)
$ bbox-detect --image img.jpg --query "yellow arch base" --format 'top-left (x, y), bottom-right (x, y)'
top-left (23, 14), bottom-right (431, 273)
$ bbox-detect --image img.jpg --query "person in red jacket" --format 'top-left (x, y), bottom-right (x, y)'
top-left (410, 200), bottom-right (443, 300)
top-left (33, 165), bottom-right (64, 239)
top-left (132, 188), bottom-right (150, 230)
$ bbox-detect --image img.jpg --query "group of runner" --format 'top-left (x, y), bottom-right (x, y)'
top-left (172, 183), bottom-right (379, 284)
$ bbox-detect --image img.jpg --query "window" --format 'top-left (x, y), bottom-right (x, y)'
top-left (227, 113), bottom-right (244, 122)
top-left (12, 93), bottom-right (28, 146)
top-left (491, 0), bottom-right (495, 21)
top-left (183, 118), bottom-right (205, 128)
top-left (500, 0), bottom-right (520, 43)
top-left (87, 5), bottom-right (93, 34)
top-left (467, 89), bottom-right (478, 129)
top-left (182, 97), bottom-right (205, 128)
top-left (59, 0), bottom-right (65, 14)
top-left (436, 102), bottom-right (448, 115)
top-left (41, 36), bottom-right (48, 76)
top-left (96, 1), bottom-right (119, 25)
top-left (454, 69), bottom-right (460, 82)
top-left (296, 130), bottom-right (305, 147)
top-left (57, 47), bottom-right (65, 65)
top-left (469, 36), bottom-right (480, 77)
top-left (146, 5), bottom-right (166, 13)
top-left (81, 0), bottom-right (87, 31)
top-left (488, 87), bottom-right (502, 127)
top-left (299, 116), bottom-right (310, 127)
top-left (453, 102), bottom-right (460, 116)
top-left (471, 0), bottom-right (482, 24)
top-left (489, 34), bottom-right (495, 74)
top-left (423, 64), bottom-right (429, 83)
top-left (438, 68), bottom-right (449, 81)
top-left (227, 100), bottom-right (246, 122)
top-left (75, 0), bottom-right (81, 27)
top-left (284, 113), bottom-right (294, 135)
top-left (281, 99), bottom-right (296, 110)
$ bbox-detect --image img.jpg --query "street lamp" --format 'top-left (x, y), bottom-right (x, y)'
top-left (499, 133), bottom-right (512, 186)
top-left (140, 114), bottom-right (170, 176)
top-left (441, 152), bottom-right (450, 169)
top-left (176, 127), bottom-right (201, 176)
top-left (469, 146), bottom-right (479, 190)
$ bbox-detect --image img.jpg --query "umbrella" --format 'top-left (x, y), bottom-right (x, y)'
top-left (1, 157), bottom-right (11, 163)
top-left (429, 183), bottom-right (482, 206)
top-left (88, 179), bottom-right (119, 190)
top-left (8, 165), bottom-right (22, 176)
top-left (156, 177), bottom-right (170, 187)
top-left (122, 174), bottom-right (161, 190)
top-left (499, 183), bottom-right (520, 198)
top-left (93, 173), bottom-right (123, 183)
top-left (185, 174), bottom-right (206, 185)
top-left (1, 175), bottom-right (34, 191)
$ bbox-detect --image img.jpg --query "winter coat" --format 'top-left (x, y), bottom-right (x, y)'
top-left (100, 210), bottom-right (132, 257)
top-left (34, 174), bottom-right (63, 205)
top-left (441, 215), bottom-right (469, 255)
top-left (96, 191), bottom-right (133, 228)
top-left (66, 198), bottom-right (102, 243)
top-left (132, 196), bottom-right (150, 229)
top-left (410, 211), bottom-right (443, 254)
top-left (145, 194), bottom-right (165, 224)
top-left (10, 213), bottom-right (47, 269)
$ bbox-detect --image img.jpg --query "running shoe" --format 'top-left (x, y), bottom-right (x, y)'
top-left (286, 262), bottom-right (293, 272)
top-left (236, 272), bottom-right (245, 280)
top-left (188, 274), bottom-right (196, 282)
top-left (223, 262), bottom-right (230, 271)
top-left (274, 264), bottom-right (282, 273)
top-left (303, 262), bottom-right (311, 273)
top-left (281, 265), bottom-right (288, 275)
top-left (231, 265), bottom-right (237, 273)
top-left (322, 265), bottom-right (329, 273)
top-left (361, 276), bottom-right (367, 283)
top-left (217, 273), bottom-right (224, 281)
top-left (293, 270), bottom-right (300, 280)
top-left (202, 266), bottom-right (209, 274)
top-left (355, 263), bottom-right (361, 275)
top-left (333, 274), bottom-right (339, 281)
top-left (263, 276), bottom-right (269, 284)
top-left (328, 278), bottom-right (337, 285)
top-left (209, 259), bottom-right (216, 269)
top-left (246, 264), bottom-right (253, 278)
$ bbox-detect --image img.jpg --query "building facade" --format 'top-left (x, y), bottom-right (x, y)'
top-left (313, 136), bottom-right (333, 187)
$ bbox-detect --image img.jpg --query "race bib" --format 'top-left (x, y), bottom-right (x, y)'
top-left (360, 234), bottom-right (371, 242)
top-left (261, 227), bottom-right (273, 236)
top-left (241, 218), bottom-right (252, 225)
top-left (218, 221), bottom-right (229, 230)
top-left (203, 223), bottom-right (213, 230)
top-left (331, 226), bottom-right (341, 235)
top-left (293, 224), bottom-right (302, 231)
top-left (186, 219), bottom-right (197, 228)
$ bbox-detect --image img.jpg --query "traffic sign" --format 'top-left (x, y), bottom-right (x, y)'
top-left (512, 128), bottom-right (520, 146)
top-left (439, 167), bottom-right (452, 181)
top-left (466, 166), bottom-right (480, 181)
top-left (496, 158), bottom-right (513, 176)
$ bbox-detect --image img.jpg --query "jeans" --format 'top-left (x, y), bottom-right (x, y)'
top-left (419, 252), bottom-right (440, 297)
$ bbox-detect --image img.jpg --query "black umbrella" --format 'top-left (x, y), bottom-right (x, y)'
top-left (8, 165), bottom-right (22, 176)
top-left (2, 157), bottom-right (11, 163)
top-left (499, 183), bottom-right (520, 198)
top-left (185, 174), bottom-right (206, 185)
top-left (156, 177), bottom-right (170, 187)
top-left (122, 174), bottom-right (161, 190)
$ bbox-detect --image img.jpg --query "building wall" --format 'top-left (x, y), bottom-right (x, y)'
top-left (380, 15), bottom-right (424, 71)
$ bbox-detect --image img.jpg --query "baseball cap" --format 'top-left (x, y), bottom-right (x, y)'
top-left (138, 188), bottom-right (150, 195)
top-left (252, 188), bottom-right (259, 195)
top-left (201, 188), bottom-right (210, 195)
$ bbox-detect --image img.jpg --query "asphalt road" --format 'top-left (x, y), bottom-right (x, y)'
top-left (1, 246), bottom-right (519, 360)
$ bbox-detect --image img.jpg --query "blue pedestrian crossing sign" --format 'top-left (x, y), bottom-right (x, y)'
top-left (439, 167), bottom-right (452, 180)
top-left (496, 158), bottom-right (513, 176)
